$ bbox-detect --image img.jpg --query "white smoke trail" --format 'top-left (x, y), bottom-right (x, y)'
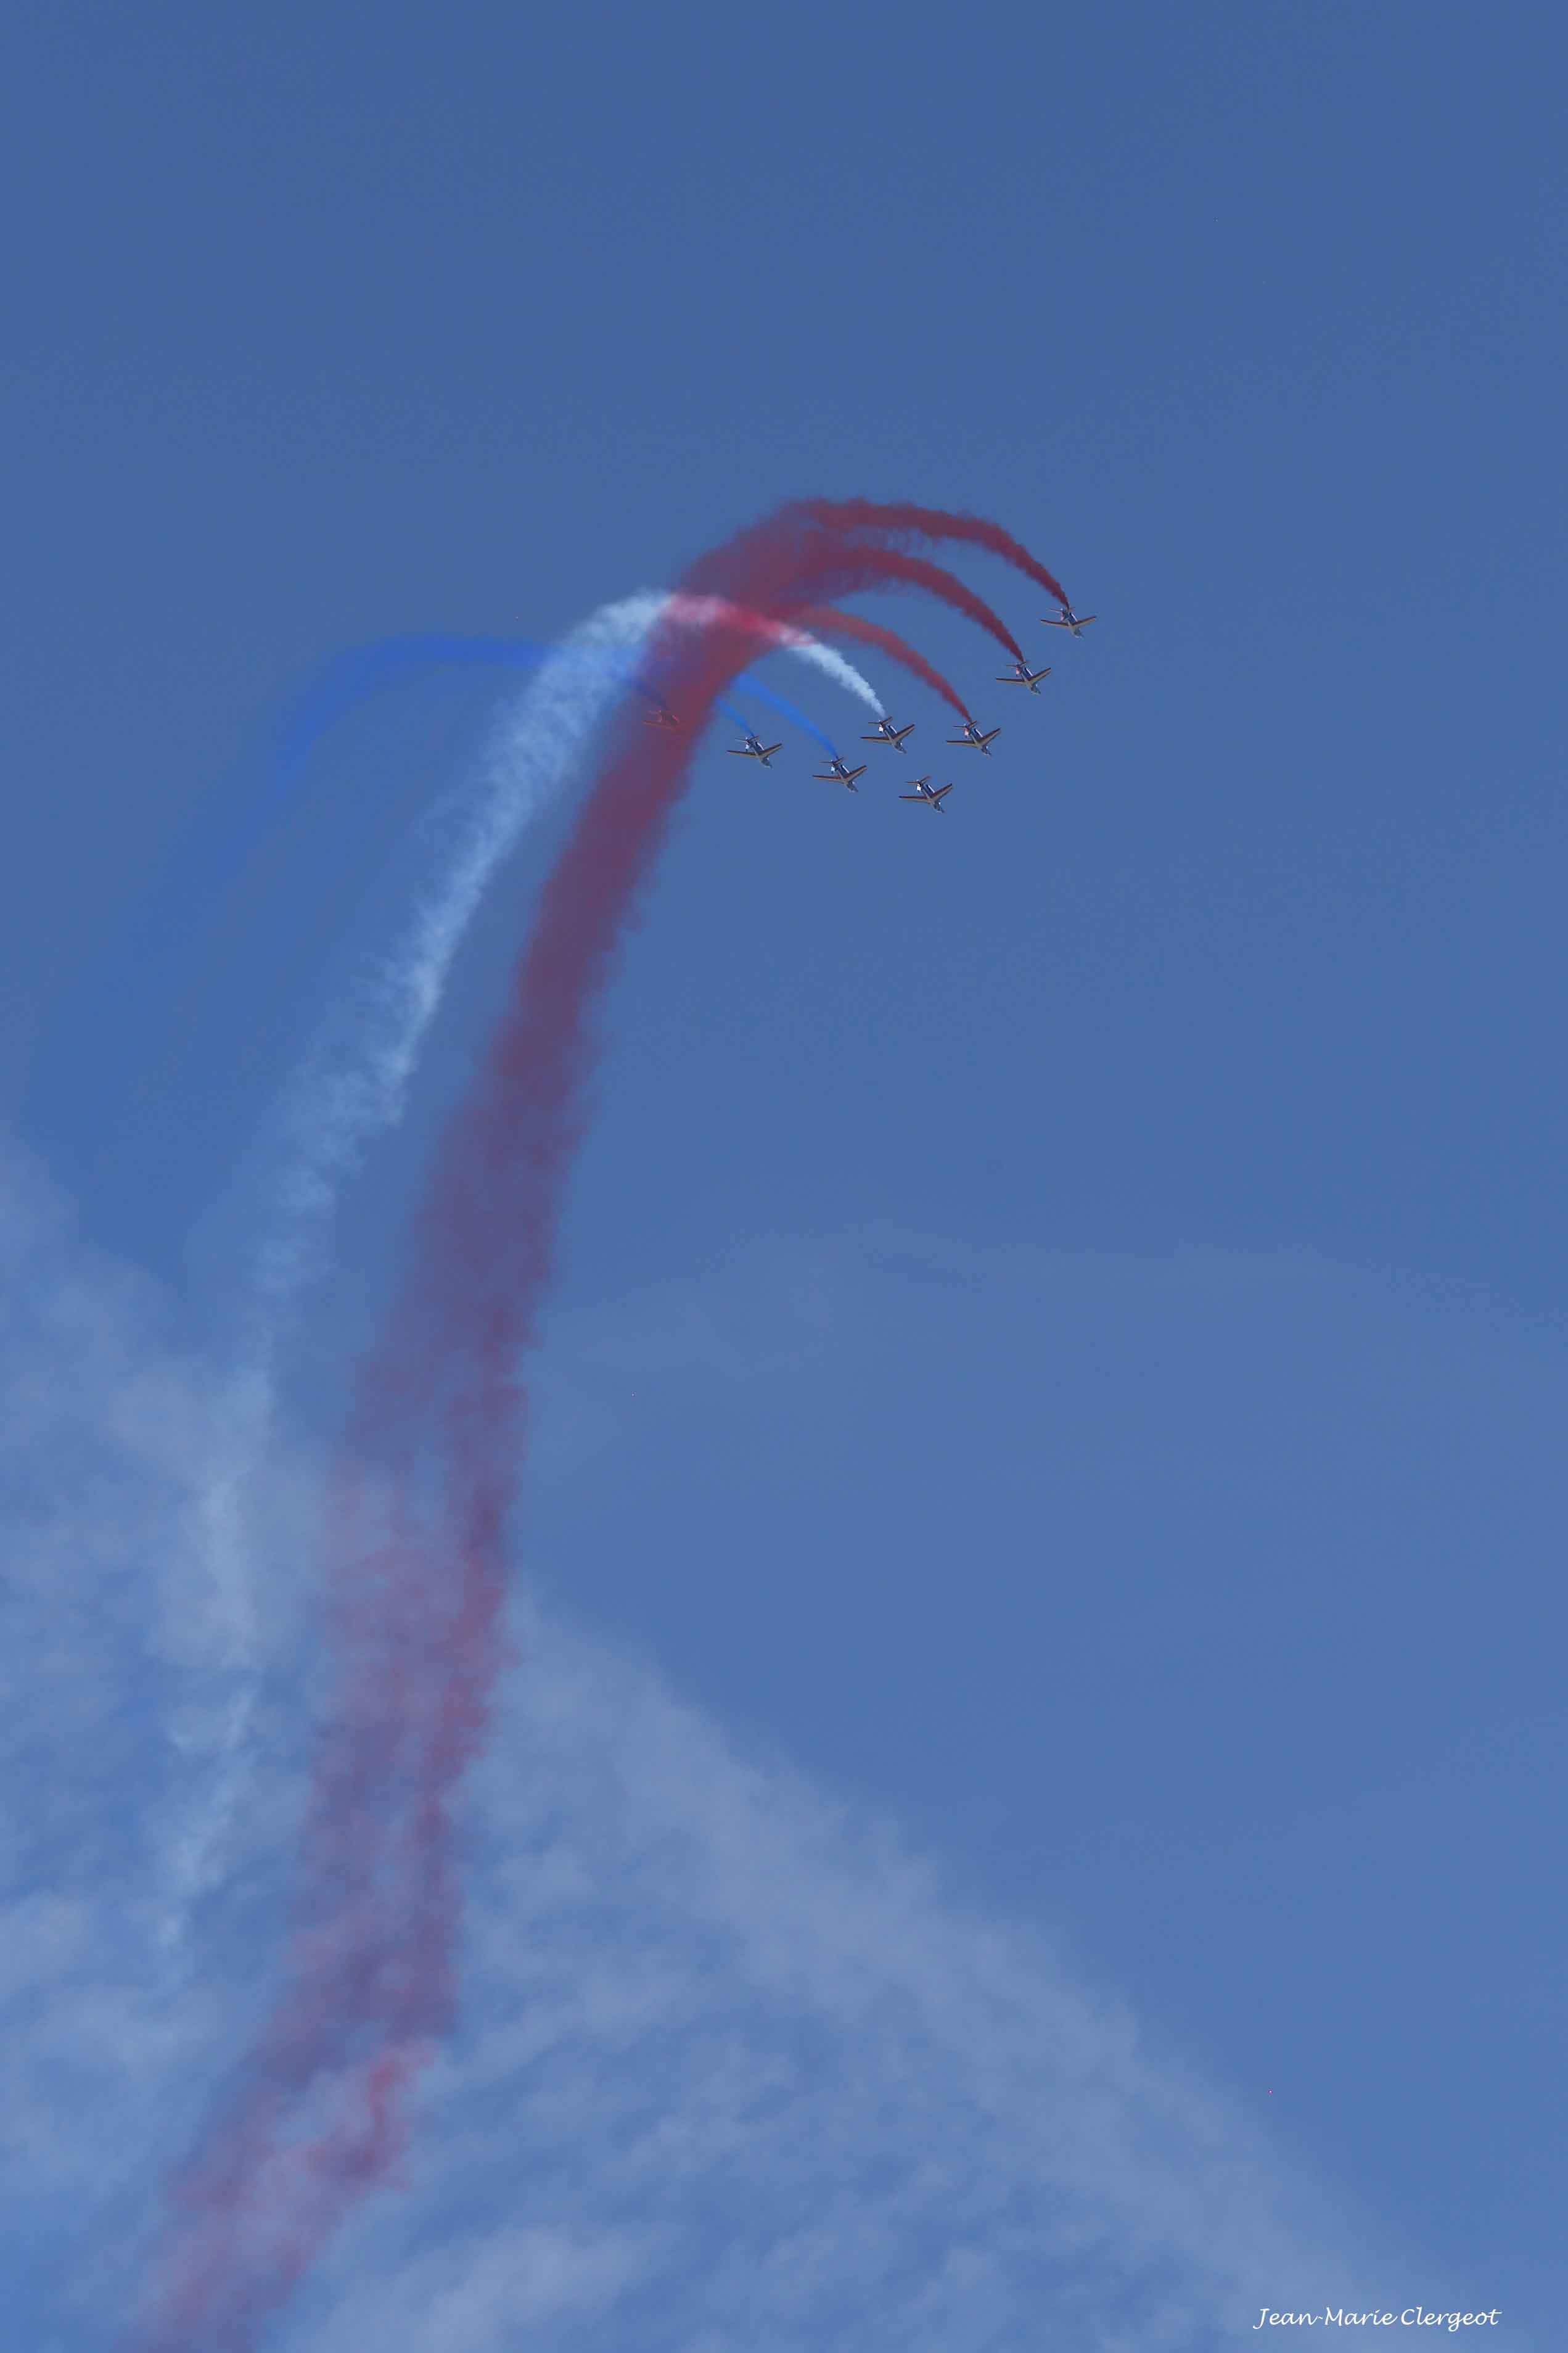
top-left (160, 595), bottom-right (884, 1953)
top-left (669, 594), bottom-right (886, 716)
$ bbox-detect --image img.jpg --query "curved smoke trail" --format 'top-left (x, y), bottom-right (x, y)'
top-left (248, 627), bottom-right (868, 902)
top-left (160, 595), bottom-right (652, 1956)
top-left (816, 548), bottom-right (1028, 664)
top-left (128, 607), bottom-right (888, 999)
top-left (805, 497), bottom-right (1073, 611)
top-left (663, 593), bottom-right (890, 719)
top-left (136, 501), bottom-right (1070, 2349)
top-left (680, 508), bottom-right (1048, 672)
top-left (796, 605), bottom-right (974, 720)
top-left (728, 672), bottom-right (840, 757)
top-left (271, 604), bottom-right (889, 773)
top-left (160, 596), bottom-right (884, 1953)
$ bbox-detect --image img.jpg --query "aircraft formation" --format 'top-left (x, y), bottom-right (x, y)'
top-left (651, 600), bottom-right (1095, 814)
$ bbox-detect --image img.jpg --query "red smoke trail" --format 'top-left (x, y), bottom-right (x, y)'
top-left (665, 554), bottom-right (1018, 689)
top-left (797, 544), bottom-right (1027, 666)
top-left (666, 595), bottom-right (970, 721)
top-left (795, 607), bottom-right (971, 719)
top-left (134, 501), bottom-right (1068, 2352)
top-left (681, 502), bottom-right (1052, 664)
top-left (804, 497), bottom-right (1072, 611)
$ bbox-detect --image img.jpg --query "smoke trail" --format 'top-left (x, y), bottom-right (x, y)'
top-left (681, 510), bottom-right (1038, 669)
top-left (805, 496), bottom-right (1073, 610)
top-left (110, 610), bottom-right (883, 1002)
top-left (249, 626), bottom-right (868, 899)
top-left (815, 546), bottom-right (1028, 664)
top-left (36, 593), bottom-right (890, 1186)
top-left (156, 595), bottom-right (655, 1956)
top-left (136, 504), bottom-right (1070, 2347)
top-left (731, 673), bottom-right (839, 758)
top-left (271, 631), bottom-right (863, 789)
top-left (234, 598), bottom-right (877, 1299)
top-left (160, 593), bottom-right (884, 1950)
top-left (797, 605), bottom-right (972, 720)
top-left (663, 593), bottom-right (888, 719)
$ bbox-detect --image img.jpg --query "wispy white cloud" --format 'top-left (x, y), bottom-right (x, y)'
top-left (0, 1152), bottom-right (1437, 2353)
top-left (304, 1589), bottom-right (1377, 2353)
top-left (0, 1149), bottom-right (282, 2342)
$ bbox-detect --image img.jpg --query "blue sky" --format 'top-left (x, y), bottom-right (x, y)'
top-left (2, 3), bottom-right (1564, 2346)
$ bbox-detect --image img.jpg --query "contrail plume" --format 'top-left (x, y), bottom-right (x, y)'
top-left (147, 612), bottom-right (883, 944)
top-left (269, 627), bottom-right (879, 785)
top-left (661, 592), bottom-right (887, 716)
top-left (236, 593), bottom-right (875, 1288)
top-left (811, 546), bottom-right (1029, 664)
top-left (804, 495), bottom-right (1073, 609)
top-left (730, 673), bottom-right (840, 757)
top-left (795, 604), bottom-right (972, 719)
top-left (679, 522), bottom-right (1031, 668)
top-left (135, 505), bottom-right (1071, 2347)
top-left (679, 594), bottom-right (970, 720)
top-left (160, 592), bottom-right (880, 1952)
top-left (157, 595), bottom-right (655, 1956)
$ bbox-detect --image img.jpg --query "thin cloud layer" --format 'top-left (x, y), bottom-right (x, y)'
top-left (302, 1596), bottom-right (1375, 2353)
top-left (0, 1149), bottom-right (1414, 2352)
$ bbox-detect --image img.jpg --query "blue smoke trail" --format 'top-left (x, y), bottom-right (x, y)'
top-left (37, 630), bottom-right (826, 1155)
top-left (729, 674), bottom-right (839, 759)
top-left (269, 636), bottom-right (642, 867)
top-left (268, 634), bottom-right (827, 863)
top-left (169, 630), bottom-right (835, 937)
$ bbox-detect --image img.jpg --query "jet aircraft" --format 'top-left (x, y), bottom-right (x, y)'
top-left (899, 778), bottom-right (952, 812)
top-left (947, 720), bottom-right (1001, 754)
top-left (815, 757), bottom-right (868, 791)
top-left (861, 717), bottom-right (915, 751)
top-left (644, 701), bottom-right (681, 729)
top-left (996, 662), bottom-right (1052, 693)
top-left (1041, 602), bottom-right (1096, 635)
top-left (728, 731), bottom-right (783, 767)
